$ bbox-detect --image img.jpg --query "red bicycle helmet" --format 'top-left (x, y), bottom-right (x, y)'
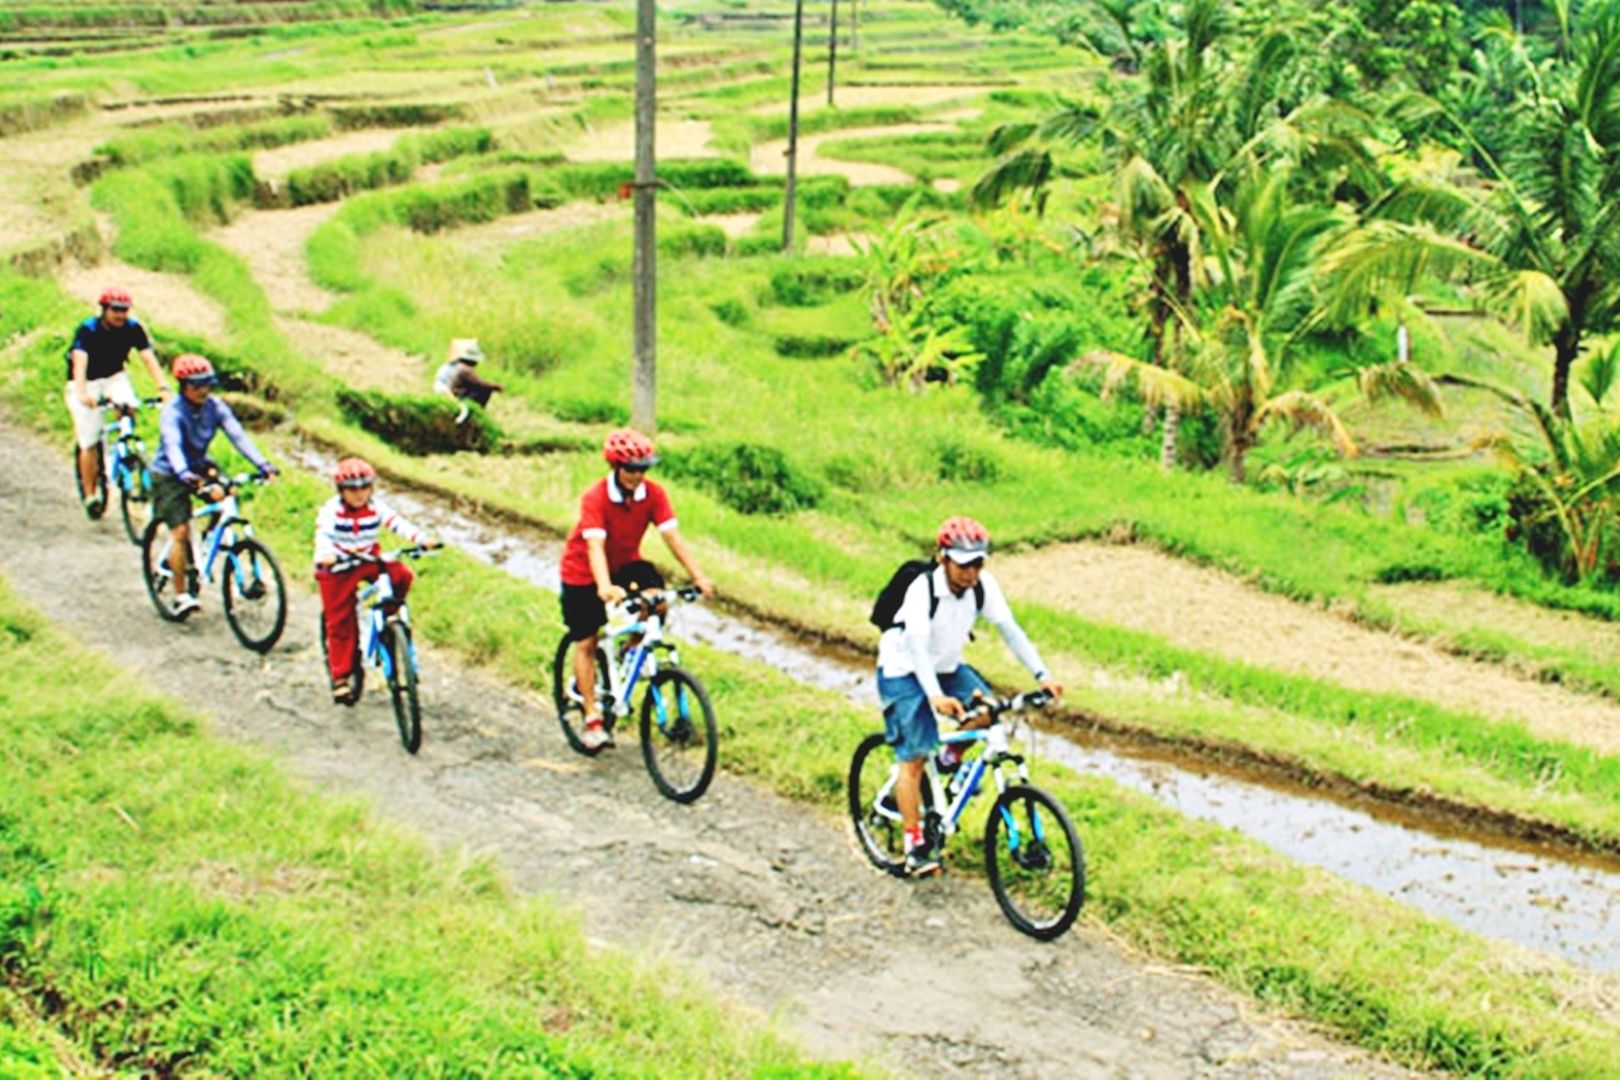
top-left (98, 287), bottom-right (132, 309)
top-left (333, 457), bottom-right (377, 489)
top-left (937, 516), bottom-right (990, 561)
top-left (603, 428), bottom-right (658, 468)
top-left (171, 353), bottom-right (217, 385)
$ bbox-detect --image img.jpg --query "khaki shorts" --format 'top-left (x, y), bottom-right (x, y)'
top-left (64, 373), bottom-right (138, 450)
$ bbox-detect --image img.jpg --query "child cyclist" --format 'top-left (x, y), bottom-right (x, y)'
top-left (559, 429), bottom-right (714, 750)
top-left (315, 457), bottom-right (441, 704)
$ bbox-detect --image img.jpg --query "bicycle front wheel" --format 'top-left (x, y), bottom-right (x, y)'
top-left (221, 538), bottom-right (287, 653)
top-left (384, 621), bottom-right (422, 754)
top-left (984, 784), bottom-right (1085, 941)
top-left (140, 518), bottom-right (194, 622)
top-left (551, 635), bottom-right (610, 756)
top-left (639, 667), bottom-right (717, 803)
top-left (118, 454), bottom-right (152, 545)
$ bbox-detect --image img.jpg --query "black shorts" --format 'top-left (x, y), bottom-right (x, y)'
top-left (151, 471), bottom-right (195, 528)
top-left (560, 560), bottom-right (664, 641)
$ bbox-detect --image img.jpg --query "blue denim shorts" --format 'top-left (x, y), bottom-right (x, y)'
top-left (877, 665), bottom-right (991, 762)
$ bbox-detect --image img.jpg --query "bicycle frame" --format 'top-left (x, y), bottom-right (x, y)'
top-left (151, 481), bottom-right (258, 588)
top-left (357, 570), bottom-right (414, 681)
top-left (597, 605), bottom-right (681, 718)
top-left (872, 717), bottom-right (1034, 843)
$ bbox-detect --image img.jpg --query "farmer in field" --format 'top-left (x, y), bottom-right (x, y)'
top-left (65, 286), bottom-right (171, 514)
top-left (433, 338), bottom-right (504, 412)
top-left (872, 516), bottom-right (1063, 876)
top-left (559, 428), bottom-right (715, 751)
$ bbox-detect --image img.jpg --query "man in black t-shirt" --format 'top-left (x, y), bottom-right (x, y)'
top-left (65, 286), bottom-right (170, 513)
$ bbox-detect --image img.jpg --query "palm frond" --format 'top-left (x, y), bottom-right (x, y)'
top-left (1254, 390), bottom-right (1358, 457)
top-left (1076, 349), bottom-right (1207, 412)
top-left (985, 121), bottom-right (1037, 158)
top-left (971, 147), bottom-right (1053, 211)
top-left (1357, 362), bottom-right (1445, 418)
top-left (1480, 268), bottom-right (1569, 343)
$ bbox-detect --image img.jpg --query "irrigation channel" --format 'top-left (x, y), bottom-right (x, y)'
top-left (293, 446), bottom-right (1620, 971)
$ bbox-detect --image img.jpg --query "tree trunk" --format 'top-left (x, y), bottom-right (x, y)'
top-left (631, 0), bottom-right (657, 433)
top-left (1159, 402), bottom-right (1180, 469)
top-left (1552, 320), bottom-right (1581, 421)
top-left (783, 0), bottom-right (806, 254)
top-left (827, 0), bottom-right (838, 108)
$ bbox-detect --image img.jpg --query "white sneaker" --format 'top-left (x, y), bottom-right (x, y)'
top-left (580, 717), bottom-right (613, 751)
top-left (170, 593), bottom-right (200, 619)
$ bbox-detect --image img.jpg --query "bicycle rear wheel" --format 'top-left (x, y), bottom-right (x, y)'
top-left (140, 518), bottom-right (196, 622)
top-left (848, 733), bottom-right (937, 876)
top-left (221, 537), bottom-right (287, 653)
top-left (983, 784), bottom-right (1085, 940)
top-left (550, 634), bottom-right (610, 756)
top-left (74, 441), bottom-right (107, 519)
top-left (118, 453), bottom-right (152, 545)
top-left (639, 667), bottom-right (717, 803)
top-left (383, 621), bottom-right (422, 754)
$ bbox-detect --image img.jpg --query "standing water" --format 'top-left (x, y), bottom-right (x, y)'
top-left (297, 450), bottom-right (1620, 969)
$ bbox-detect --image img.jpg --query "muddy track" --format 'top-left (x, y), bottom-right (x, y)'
top-left (0, 416), bottom-right (1417, 1078)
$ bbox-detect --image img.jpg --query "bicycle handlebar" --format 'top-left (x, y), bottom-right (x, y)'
top-left (959, 688), bottom-right (1056, 724)
top-left (95, 395), bottom-right (163, 409)
top-left (615, 585), bottom-right (703, 616)
top-left (325, 544), bottom-right (439, 575)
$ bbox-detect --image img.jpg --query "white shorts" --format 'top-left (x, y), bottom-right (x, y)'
top-left (65, 373), bottom-right (139, 450)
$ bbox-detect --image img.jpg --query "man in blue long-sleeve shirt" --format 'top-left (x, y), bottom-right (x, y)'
top-left (150, 354), bottom-right (277, 618)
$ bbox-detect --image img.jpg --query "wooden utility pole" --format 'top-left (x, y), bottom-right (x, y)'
top-left (631, 0), bottom-right (656, 432)
top-left (827, 0), bottom-right (839, 107)
top-left (783, 0), bottom-right (805, 254)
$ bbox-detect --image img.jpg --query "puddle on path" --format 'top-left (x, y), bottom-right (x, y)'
top-left (293, 447), bottom-right (1620, 970)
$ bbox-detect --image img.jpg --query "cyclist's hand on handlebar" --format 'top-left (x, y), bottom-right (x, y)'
top-left (1038, 677), bottom-right (1064, 702)
top-left (931, 695), bottom-right (967, 721)
top-left (78, 389), bottom-right (97, 409)
top-left (257, 465), bottom-right (279, 484)
top-left (598, 583), bottom-right (627, 605)
top-left (422, 537), bottom-right (443, 551)
top-left (692, 572), bottom-right (716, 598)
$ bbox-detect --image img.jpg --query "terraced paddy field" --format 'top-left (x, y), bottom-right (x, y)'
top-left (8, 1), bottom-right (1620, 1076)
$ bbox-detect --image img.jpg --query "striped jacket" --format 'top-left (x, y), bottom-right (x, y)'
top-left (314, 496), bottom-right (426, 567)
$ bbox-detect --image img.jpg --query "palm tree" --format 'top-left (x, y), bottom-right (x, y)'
top-left (1335, 4), bottom-right (1620, 419)
top-left (973, 0), bottom-right (1373, 467)
top-left (1087, 172), bottom-right (1442, 481)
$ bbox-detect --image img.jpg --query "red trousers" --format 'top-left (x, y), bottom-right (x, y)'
top-left (318, 561), bottom-right (414, 681)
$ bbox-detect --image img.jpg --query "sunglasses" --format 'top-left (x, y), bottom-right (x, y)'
top-left (619, 463), bottom-right (651, 474)
top-left (337, 479), bottom-right (375, 490)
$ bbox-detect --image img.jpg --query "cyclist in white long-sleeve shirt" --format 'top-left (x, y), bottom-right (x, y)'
top-left (875, 516), bottom-right (1063, 876)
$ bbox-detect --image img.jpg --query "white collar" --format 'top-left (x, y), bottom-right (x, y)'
top-left (608, 474), bottom-right (647, 504)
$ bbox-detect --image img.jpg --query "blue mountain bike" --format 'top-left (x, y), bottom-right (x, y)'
top-left (73, 396), bottom-right (161, 542)
top-left (848, 689), bottom-right (1085, 940)
top-left (551, 587), bottom-right (718, 803)
top-left (140, 472), bottom-right (287, 653)
top-left (319, 546), bottom-right (436, 754)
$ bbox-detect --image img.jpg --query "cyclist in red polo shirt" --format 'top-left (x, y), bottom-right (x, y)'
top-left (560, 428), bottom-right (715, 750)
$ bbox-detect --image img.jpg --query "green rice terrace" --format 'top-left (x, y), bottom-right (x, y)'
top-left (6, 0), bottom-right (1620, 1074)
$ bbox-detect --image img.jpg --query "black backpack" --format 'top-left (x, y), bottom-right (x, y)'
top-left (870, 559), bottom-right (984, 630)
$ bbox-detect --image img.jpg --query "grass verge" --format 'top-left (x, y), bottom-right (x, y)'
top-left (0, 576), bottom-right (856, 1078)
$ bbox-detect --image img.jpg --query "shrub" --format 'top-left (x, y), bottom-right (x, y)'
top-left (663, 442), bottom-right (824, 514)
top-left (773, 333), bottom-right (856, 358)
top-left (283, 126), bottom-right (493, 206)
top-left (710, 297), bottom-right (751, 327)
top-left (336, 389), bottom-right (501, 455)
top-left (658, 223), bottom-right (727, 258)
top-left (550, 397), bottom-right (628, 425)
top-left (768, 261), bottom-right (864, 306)
top-left (932, 438), bottom-right (1003, 482)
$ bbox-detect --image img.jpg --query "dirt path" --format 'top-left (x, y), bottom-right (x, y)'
top-left (58, 246), bottom-right (229, 342)
top-left (0, 416), bottom-right (1416, 1079)
top-left (563, 118), bottom-right (718, 161)
top-left (750, 117), bottom-right (977, 187)
top-left (995, 542), bottom-right (1620, 755)
top-left (211, 202), bottom-right (343, 315)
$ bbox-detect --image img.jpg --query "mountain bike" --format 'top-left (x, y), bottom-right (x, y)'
top-left (319, 546), bottom-right (436, 754)
top-left (73, 396), bottom-right (160, 540)
top-left (848, 689), bottom-right (1085, 940)
top-left (139, 472), bottom-right (288, 653)
top-left (551, 587), bottom-right (717, 803)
